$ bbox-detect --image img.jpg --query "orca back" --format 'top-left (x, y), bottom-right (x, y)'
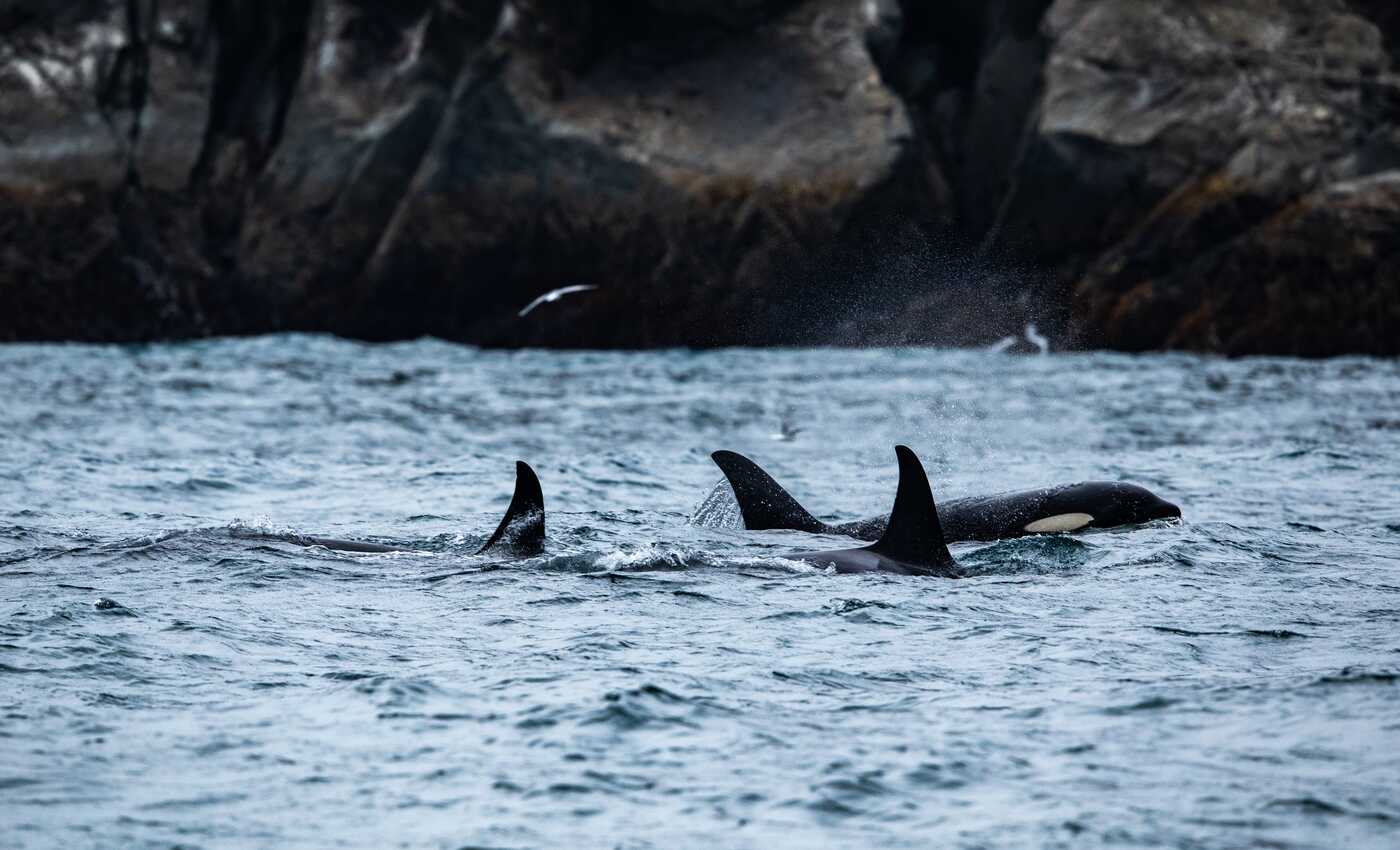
top-left (710, 450), bottom-right (828, 534)
top-left (865, 446), bottom-right (955, 572)
top-left (479, 461), bottom-right (545, 555)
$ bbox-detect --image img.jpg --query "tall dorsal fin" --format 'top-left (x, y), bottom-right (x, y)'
top-left (478, 461), bottom-right (544, 555)
top-left (867, 446), bottom-right (955, 569)
top-left (710, 450), bottom-right (828, 534)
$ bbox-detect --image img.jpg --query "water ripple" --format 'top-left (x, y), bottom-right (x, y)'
top-left (0, 339), bottom-right (1398, 847)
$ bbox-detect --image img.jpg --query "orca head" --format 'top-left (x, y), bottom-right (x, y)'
top-left (1046, 481), bottom-right (1180, 529)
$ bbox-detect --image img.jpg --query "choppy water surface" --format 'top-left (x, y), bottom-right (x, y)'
top-left (2, 337), bottom-right (1399, 849)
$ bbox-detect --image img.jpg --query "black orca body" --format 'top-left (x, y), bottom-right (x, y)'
top-left (789, 446), bottom-right (958, 577)
top-left (258, 461), bottom-right (546, 556)
top-left (713, 451), bottom-right (1180, 543)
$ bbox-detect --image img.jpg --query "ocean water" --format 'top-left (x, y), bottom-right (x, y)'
top-left (2, 336), bottom-right (1398, 849)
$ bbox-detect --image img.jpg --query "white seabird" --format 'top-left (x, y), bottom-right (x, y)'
top-left (518, 284), bottom-right (597, 317)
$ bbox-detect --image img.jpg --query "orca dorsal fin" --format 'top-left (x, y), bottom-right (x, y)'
top-left (867, 446), bottom-right (955, 570)
top-left (478, 461), bottom-right (544, 555)
top-left (710, 450), bottom-right (828, 534)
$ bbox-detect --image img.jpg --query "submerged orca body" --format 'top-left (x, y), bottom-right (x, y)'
top-left (712, 450), bottom-right (1180, 543)
top-left (271, 461), bottom-right (546, 556)
top-left (789, 446), bottom-right (957, 577)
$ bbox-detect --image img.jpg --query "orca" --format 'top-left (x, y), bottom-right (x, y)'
top-left (256, 461), bottom-right (545, 556)
top-left (788, 445), bottom-right (958, 577)
top-left (712, 450), bottom-right (1180, 543)
top-left (474, 460), bottom-right (546, 556)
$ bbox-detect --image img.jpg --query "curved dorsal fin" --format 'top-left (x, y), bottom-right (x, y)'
top-left (478, 461), bottom-right (545, 555)
top-left (710, 450), bottom-right (828, 534)
top-left (867, 446), bottom-right (954, 569)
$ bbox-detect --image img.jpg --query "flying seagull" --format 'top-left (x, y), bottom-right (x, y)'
top-left (518, 284), bottom-right (597, 317)
top-left (1024, 322), bottom-right (1050, 355)
top-left (987, 323), bottom-right (1051, 355)
top-left (769, 406), bottom-right (801, 442)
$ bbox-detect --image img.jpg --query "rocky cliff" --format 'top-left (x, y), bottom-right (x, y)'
top-left (1, 0), bottom-right (1397, 354)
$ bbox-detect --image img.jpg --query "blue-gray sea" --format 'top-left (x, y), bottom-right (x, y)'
top-left (2, 336), bottom-right (1399, 849)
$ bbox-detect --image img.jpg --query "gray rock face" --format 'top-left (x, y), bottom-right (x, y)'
top-left (0, 0), bottom-right (1397, 353)
top-left (981, 0), bottom-right (1400, 351)
top-left (253, 0), bottom-right (919, 345)
top-left (1039, 1), bottom-right (1389, 245)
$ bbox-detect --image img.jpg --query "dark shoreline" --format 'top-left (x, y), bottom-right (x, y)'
top-left (10, 331), bottom-right (1400, 363)
top-left (2, 1), bottom-right (1398, 355)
